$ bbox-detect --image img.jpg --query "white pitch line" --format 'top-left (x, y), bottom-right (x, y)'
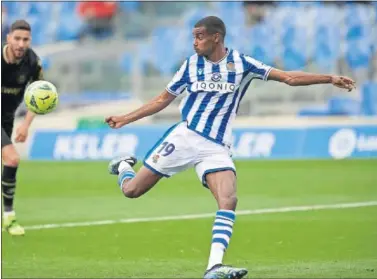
top-left (24, 201), bottom-right (377, 231)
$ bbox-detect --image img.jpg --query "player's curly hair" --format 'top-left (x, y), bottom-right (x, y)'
top-left (10, 20), bottom-right (31, 32)
top-left (194, 16), bottom-right (226, 41)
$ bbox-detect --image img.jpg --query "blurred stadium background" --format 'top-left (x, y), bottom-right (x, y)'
top-left (2, 1), bottom-right (377, 120)
top-left (2, 1), bottom-right (377, 278)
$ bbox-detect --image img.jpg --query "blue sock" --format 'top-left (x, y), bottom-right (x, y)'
top-left (117, 170), bottom-right (135, 189)
top-left (207, 210), bottom-right (236, 270)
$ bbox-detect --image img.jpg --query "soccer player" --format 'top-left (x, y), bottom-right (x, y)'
top-left (105, 16), bottom-right (355, 279)
top-left (2, 20), bottom-right (44, 236)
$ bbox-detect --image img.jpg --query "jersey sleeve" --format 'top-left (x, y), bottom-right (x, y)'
top-left (166, 60), bottom-right (189, 96)
top-left (31, 57), bottom-right (44, 81)
top-left (243, 55), bottom-right (272, 81)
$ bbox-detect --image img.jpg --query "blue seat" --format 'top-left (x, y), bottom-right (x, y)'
top-left (58, 1), bottom-right (77, 15)
top-left (2, 2), bottom-right (18, 15)
top-left (282, 26), bottom-right (309, 58)
top-left (346, 25), bottom-right (369, 41)
top-left (361, 82), bottom-right (377, 116)
top-left (314, 42), bottom-right (337, 72)
top-left (328, 96), bottom-right (360, 116)
top-left (214, 1), bottom-right (243, 12)
top-left (40, 56), bottom-right (51, 70)
top-left (282, 48), bottom-right (306, 70)
top-left (345, 4), bottom-right (372, 26)
top-left (315, 25), bottom-right (340, 45)
top-left (8, 1), bottom-right (31, 17)
top-left (183, 9), bottom-right (210, 29)
top-left (154, 43), bottom-right (177, 75)
top-left (149, 27), bottom-right (179, 75)
top-left (345, 40), bottom-right (371, 70)
top-left (250, 44), bottom-right (275, 67)
top-left (249, 24), bottom-right (272, 41)
top-left (120, 52), bottom-right (133, 74)
top-left (298, 106), bottom-right (331, 117)
top-left (56, 14), bottom-right (82, 41)
top-left (120, 49), bottom-right (149, 75)
top-left (29, 2), bottom-right (51, 16)
top-left (119, 1), bottom-right (140, 12)
top-left (20, 16), bottom-right (46, 45)
top-left (247, 24), bottom-right (276, 65)
top-left (314, 26), bottom-right (340, 71)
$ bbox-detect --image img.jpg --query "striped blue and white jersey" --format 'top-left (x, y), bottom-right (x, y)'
top-left (166, 49), bottom-right (272, 147)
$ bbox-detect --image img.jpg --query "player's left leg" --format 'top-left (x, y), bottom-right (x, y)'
top-left (195, 143), bottom-right (247, 279)
top-left (203, 170), bottom-right (247, 279)
top-left (1, 127), bottom-right (25, 236)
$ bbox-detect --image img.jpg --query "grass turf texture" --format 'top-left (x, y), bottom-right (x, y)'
top-left (2, 159), bottom-right (377, 278)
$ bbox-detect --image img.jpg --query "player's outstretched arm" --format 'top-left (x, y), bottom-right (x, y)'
top-left (15, 110), bottom-right (35, 143)
top-left (105, 90), bottom-right (176, 129)
top-left (268, 69), bottom-right (356, 91)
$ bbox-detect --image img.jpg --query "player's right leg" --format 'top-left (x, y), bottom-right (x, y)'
top-left (108, 156), bottom-right (163, 198)
top-left (108, 122), bottom-right (195, 198)
top-left (1, 127), bottom-right (25, 236)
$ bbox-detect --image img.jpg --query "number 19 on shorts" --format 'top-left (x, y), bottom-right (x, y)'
top-left (157, 141), bottom-right (175, 156)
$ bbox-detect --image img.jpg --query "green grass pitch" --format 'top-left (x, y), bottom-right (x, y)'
top-left (2, 159), bottom-right (377, 278)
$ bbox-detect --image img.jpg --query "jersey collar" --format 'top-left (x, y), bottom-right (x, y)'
top-left (203, 48), bottom-right (230, 65)
top-left (3, 45), bottom-right (23, 65)
top-left (3, 45), bottom-right (10, 63)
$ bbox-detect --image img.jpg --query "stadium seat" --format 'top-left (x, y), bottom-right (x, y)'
top-left (14, 1), bottom-right (32, 17)
top-left (315, 25), bottom-right (340, 46)
top-left (120, 52), bottom-right (133, 74)
top-left (247, 24), bottom-right (276, 65)
top-left (361, 82), bottom-right (377, 116)
top-left (314, 26), bottom-right (340, 71)
top-left (346, 24), bottom-right (370, 41)
top-left (119, 1), bottom-right (140, 13)
top-left (328, 96), bottom-right (361, 116)
top-left (41, 57), bottom-right (51, 70)
top-left (183, 8), bottom-right (212, 29)
top-left (298, 106), bottom-right (331, 117)
top-left (249, 24), bottom-right (271, 42)
top-left (213, 1), bottom-right (243, 12)
top-left (2, 2), bottom-right (19, 16)
top-left (345, 40), bottom-right (371, 70)
top-left (119, 49), bottom-right (148, 75)
top-left (22, 16), bottom-right (46, 45)
top-left (282, 48), bottom-right (306, 70)
top-left (314, 42), bottom-right (338, 72)
top-left (281, 25), bottom-right (310, 59)
top-left (58, 1), bottom-right (77, 15)
top-left (149, 27), bottom-right (179, 75)
top-left (56, 14), bottom-right (83, 42)
top-left (345, 4), bottom-right (373, 26)
top-left (250, 44), bottom-right (275, 67)
top-left (29, 2), bottom-right (51, 16)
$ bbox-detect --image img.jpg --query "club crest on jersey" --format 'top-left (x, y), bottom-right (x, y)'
top-left (226, 62), bottom-right (235, 72)
top-left (211, 73), bottom-right (222, 82)
top-left (17, 74), bottom-right (26, 84)
top-left (152, 154), bottom-right (160, 163)
top-left (197, 69), bottom-right (203, 75)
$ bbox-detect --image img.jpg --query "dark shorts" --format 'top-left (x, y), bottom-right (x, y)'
top-left (1, 123), bottom-right (13, 149)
